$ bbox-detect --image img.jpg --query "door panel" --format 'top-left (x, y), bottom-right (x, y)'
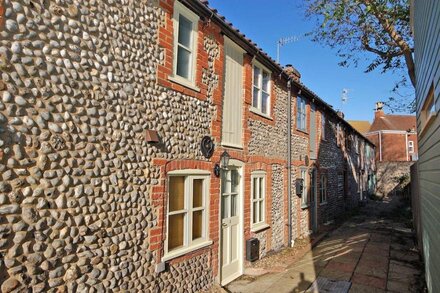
top-left (221, 168), bottom-right (242, 285)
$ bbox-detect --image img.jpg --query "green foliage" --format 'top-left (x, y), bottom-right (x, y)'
top-left (305, 0), bottom-right (415, 111)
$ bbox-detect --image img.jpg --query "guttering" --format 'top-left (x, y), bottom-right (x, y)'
top-left (379, 132), bottom-right (383, 162)
top-left (405, 133), bottom-right (409, 161)
top-left (287, 79), bottom-right (293, 248)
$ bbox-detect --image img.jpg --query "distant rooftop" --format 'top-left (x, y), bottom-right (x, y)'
top-left (348, 120), bottom-right (371, 134)
top-left (369, 111), bottom-right (416, 132)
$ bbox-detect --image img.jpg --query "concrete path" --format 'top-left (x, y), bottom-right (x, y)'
top-left (226, 196), bottom-right (425, 293)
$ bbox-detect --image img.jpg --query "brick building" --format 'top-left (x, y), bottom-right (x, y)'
top-left (0, 0), bottom-right (375, 291)
top-left (366, 103), bottom-right (418, 162)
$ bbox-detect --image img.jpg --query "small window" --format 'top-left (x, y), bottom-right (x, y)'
top-left (319, 174), bottom-right (327, 203)
top-left (300, 169), bottom-right (308, 206)
top-left (297, 96), bottom-right (307, 131)
top-left (321, 113), bottom-right (326, 140)
top-left (172, 1), bottom-right (199, 85)
top-left (252, 63), bottom-right (271, 116)
top-left (251, 171), bottom-right (266, 228)
top-left (166, 173), bottom-right (209, 256)
top-left (420, 83), bottom-right (437, 137)
top-left (408, 141), bottom-right (414, 153)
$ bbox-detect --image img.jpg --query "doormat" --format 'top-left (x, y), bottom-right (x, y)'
top-left (305, 277), bottom-right (351, 293)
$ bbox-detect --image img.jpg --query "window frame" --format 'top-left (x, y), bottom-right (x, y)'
top-left (319, 174), bottom-right (327, 204)
top-left (297, 96), bottom-right (307, 132)
top-left (171, 1), bottom-right (199, 89)
top-left (321, 113), bottom-right (326, 141)
top-left (251, 61), bottom-right (272, 117)
top-left (408, 140), bottom-right (414, 153)
top-left (163, 170), bottom-right (211, 261)
top-left (419, 83), bottom-right (437, 138)
top-left (250, 171), bottom-right (267, 230)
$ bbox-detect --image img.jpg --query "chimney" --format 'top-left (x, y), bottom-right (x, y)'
top-left (375, 101), bottom-right (384, 119)
top-left (336, 110), bottom-right (344, 119)
top-left (283, 64), bottom-right (301, 82)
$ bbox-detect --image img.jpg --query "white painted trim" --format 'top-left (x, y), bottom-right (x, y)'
top-left (163, 173), bottom-right (210, 261)
top-left (250, 171), bottom-right (267, 229)
top-left (219, 161), bottom-right (245, 285)
top-left (367, 130), bottom-right (417, 135)
top-left (224, 36), bottom-right (246, 54)
top-left (251, 61), bottom-right (272, 117)
top-left (172, 1), bottom-right (199, 85)
top-left (162, 240), bottom-right (213, 262)
top-left (168, 169), bottom-right (211, 175)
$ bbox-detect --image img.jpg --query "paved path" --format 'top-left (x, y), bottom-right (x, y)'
top-left (226, 196), bottom-right (424, 293)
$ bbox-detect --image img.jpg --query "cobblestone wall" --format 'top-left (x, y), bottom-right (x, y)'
top-left (0, 0), bottom-right (217, 292)
top-left (271, 164), bottom-right (284, 251)
top-left (248, 84), bottom-right (287, 158)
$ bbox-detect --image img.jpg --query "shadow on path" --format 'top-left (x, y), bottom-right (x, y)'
top-left (225, 195), bottom-right (426, 293)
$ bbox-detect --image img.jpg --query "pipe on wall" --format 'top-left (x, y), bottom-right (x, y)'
top-left (287, 79), bottom-right (293, 247)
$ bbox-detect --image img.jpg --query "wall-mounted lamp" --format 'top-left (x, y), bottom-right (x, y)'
top-left (214, 151), bottom-right (231, 177)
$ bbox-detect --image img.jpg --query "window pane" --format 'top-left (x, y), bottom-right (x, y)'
top-left (231, 169), bottom-right (239, 193)
top-left (169, 176), bottom-right (185, 212)
top-left (262, 92), bottom-right (269, 114)
top-left (253, 66), bottom-right (260, 86)
top-left (258, 201), bottom-right (263, 222)
top-left (222, 195), bottom-right (229, 219)
top-left (176, 46), bottom-right (191, 79)
top-left (168, 213), bottom-right (184, 251)
top-left (253, 87), bottom-right (259, 108)
top-left (253, 201), bottom-right (258, 224)
top-left (193, 179), bottom-right (203, 208)
top-left (178, 15), bottom-right (192, 48)
top-left (253, 178), bottom-right (258, 199)
top-left (262, 71), bottom-right (270, 91)
top-left (231, 194), bottom-right (237, 217)
top-left (192, 210), bottom-right (203, 240)
top-left (259, 177), bottom-right (264, 200)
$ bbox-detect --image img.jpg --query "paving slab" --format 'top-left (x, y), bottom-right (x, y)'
top-left (225, 196), bottom-right (425, 293)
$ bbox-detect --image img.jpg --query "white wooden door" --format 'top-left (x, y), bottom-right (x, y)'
top-left (220, 167), bottom-right (242, 285)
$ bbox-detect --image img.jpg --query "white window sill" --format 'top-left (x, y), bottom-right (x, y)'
top-left (221, 142), bottom-right (243, 150)
top-left (297, 128), bottom-right (308, 134)
top-left (251, 223), bottom-right (270, 233)
top-left (162, 240), bottom-right (213, 262)
top-left (320, 201), bottom-right (327, 206)
top-left (301, 204), bottom-right (309, 210)
top-left (168, 75), bottom-right (200, 92)
top-left (250, 107), bottom-right (272, 120)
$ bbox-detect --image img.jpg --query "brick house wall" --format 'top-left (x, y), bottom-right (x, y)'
top-left (0, 0), bottom-right (375, 292)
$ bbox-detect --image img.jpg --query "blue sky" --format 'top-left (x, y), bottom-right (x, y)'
top-left (209, 0), bottom-right (413, 122)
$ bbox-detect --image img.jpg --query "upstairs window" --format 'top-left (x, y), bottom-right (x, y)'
top-left (297, 96), bottom-right (307, 131)
top-left (321, 113), bottom-right (326, 140)
top-left (252, 63), bottom-right (271, 116)
top-left (173, 1), bottom-right (199, 85)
